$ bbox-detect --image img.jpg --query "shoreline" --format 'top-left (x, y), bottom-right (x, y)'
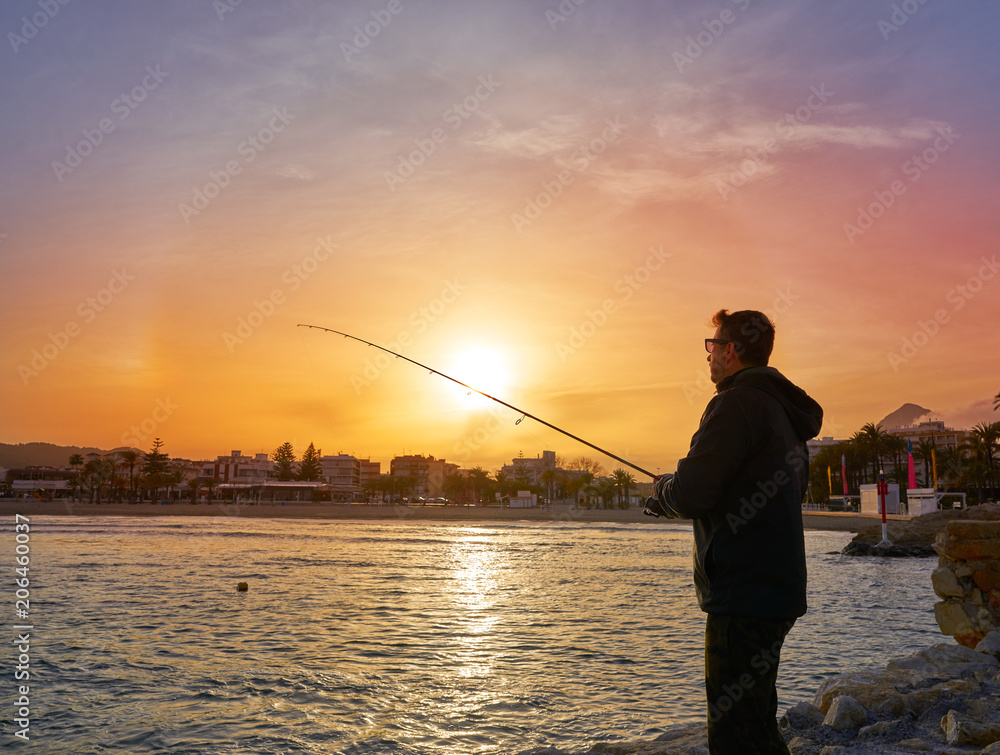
top-left (0, 500), bottom-right (904, 531)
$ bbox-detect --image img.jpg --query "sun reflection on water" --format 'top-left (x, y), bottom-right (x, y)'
top-left (445, 532), bottom-right (507, 679)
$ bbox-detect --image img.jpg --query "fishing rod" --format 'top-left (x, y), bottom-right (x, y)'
top-left (297, 324), bottom-right (656, 479)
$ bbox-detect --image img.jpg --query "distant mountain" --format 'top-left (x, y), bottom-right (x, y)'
top-left (879, 403), bottom-right (933, 430)
top-left (0, 442), bottom-right (122, 469)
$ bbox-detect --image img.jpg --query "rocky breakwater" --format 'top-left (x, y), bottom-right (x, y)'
top-left (844, 503), bottom-right (1000, 558)
top-left (519, 639), bottom-right (1000, 754)
top-left (933, 520), bottom-right (1000, 649)
top-left (520, 514), bottom-right (1000, 754)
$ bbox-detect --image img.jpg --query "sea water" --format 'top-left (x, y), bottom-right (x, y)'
top-left (6, 516), bottom-right (939, 753)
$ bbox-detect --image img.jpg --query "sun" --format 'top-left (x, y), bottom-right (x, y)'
top-left (446, 347), bottom-right (510, 407)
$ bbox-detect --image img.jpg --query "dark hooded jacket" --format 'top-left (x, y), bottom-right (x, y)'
top-left (654, 366), bottom-right (823, 619)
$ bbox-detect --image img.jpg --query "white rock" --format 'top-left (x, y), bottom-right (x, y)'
top-left (885, 642), bottom-right (997, 677)
top-left (823, 695), bottom-right (869, 732)
top-left (913, 642), bottom-right (997, 675)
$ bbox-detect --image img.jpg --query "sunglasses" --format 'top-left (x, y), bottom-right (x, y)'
top-left (704, 338), bottom-right (733, 353)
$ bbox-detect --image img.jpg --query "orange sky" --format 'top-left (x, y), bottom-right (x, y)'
top-left (2, 2), bottom-right (998, 474)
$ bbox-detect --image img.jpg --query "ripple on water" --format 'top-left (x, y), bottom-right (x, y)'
top-left (23, 519), bottom-right (939, 754)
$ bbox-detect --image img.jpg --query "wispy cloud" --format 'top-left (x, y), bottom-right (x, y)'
top-left (470, 114), bottom-right (585, 158)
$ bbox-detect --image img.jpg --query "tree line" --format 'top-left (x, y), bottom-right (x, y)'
top-left (808, 418), bottom-right (1000, 504)
top-left (68, 438), bottom-right (181, 503)
top-left (61, 441), bottom-right (643, 508)
top-left (59, 388), bottom-right (1000, 507)
top-left (365, 456), bottom-right (641, 509)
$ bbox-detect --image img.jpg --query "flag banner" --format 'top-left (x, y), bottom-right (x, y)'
top-left (907, 439), bottom-right (917, 490)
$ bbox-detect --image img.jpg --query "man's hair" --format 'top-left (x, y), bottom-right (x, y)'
top-left (712, 309), bottom-right (775, 366)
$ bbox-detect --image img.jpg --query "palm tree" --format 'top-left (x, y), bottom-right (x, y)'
top-left (493, 470), bottom-right (510, 498)
top-left (594, 477), bottom-right (617, 508)
top-left (118, 449), bottom-right (142, 502)
top-left (915, 438), bottom-right (937, 488)
top-left (84, 457), bottom-right (115, 504)
top-left (187, 478), bottom-right (202, 503)
top-left (856, 422), bottom-right (890, 482)
top-left (443, 471), bottom-right (466, 503)
top-left (203, 476), bottom-right (217, 503)
top-left (969, 422), bottom-right (1000, 492)
top-left (937, 445), bottom-right (967, 489)
top-left (68, 454), bottom-right (84, 501)
top-left (612, 468), bottom-right (636, 509)
top-left (67, 474), bottom-right (83, 503)
top-left (468, 466), bottom-right (491, 504)
top-left (883, 434), bottom-right (907, 487)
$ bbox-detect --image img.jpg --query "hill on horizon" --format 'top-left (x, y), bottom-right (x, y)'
top-left (0, 442), bottom-right (124, 469)
top-left (879, 403), bottom-right (934, 430)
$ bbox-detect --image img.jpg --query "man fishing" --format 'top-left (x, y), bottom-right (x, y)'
top-left (645, 309), bottom-right (823, 754)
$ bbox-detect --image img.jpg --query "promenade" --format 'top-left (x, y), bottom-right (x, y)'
top-left (0, 499), bottom-right (906, 531)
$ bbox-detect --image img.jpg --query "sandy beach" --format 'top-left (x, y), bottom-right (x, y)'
top-left (0, 499), bottom-right (906, 531)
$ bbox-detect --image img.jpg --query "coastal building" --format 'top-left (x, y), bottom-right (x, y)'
top-left (509, 490), bottom-right (537, 508)
top-left (201, 450), bottom-right (274, 483)
top-left (886, 420), bottom-right (971, 489)
top-left (320, 454), bottom-right (361, 500)
top-left (5, 466), bottom-right (76, 499)
top-left (170, 459), bottom-right (204, 484)
top-left (886, 420), bottom-right (969, 452)
top-left (501, 450), bottom-right (556, 486)
top-left (807, 436), bottom-right (842, 463)
top-left (360, 459), bottom-right (380, 487)
top-left (390, 454), bottom-right (458, 498)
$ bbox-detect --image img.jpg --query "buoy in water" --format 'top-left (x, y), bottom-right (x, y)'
top-left (237, 582), bottom-right (248, 592)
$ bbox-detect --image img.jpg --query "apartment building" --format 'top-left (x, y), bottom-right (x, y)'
top-left (320, 454), bottom-right (361, 492)
top-left (390, 454), bottom-right (458, 497)
top-left (201, 450), bottom-right (274, 483)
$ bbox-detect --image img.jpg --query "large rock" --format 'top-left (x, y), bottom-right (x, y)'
top-left (934, 600), bottom-right (978, 644)
top-left (933, 520), bottom-right (1000, 646)
top-left (813, 645), bottom-right (988, 719)
top-left (885, 642), bottom-right (998, 676)
top-left (941, 709), bottom-right (1000, 746)
top-left (932, 567), bottom-right (965, 598)
top-left (975, 562), bottom-right (1000, 592)
top-left (948, 539), bottom-right (1000, 561)
top-left (945, 520), bottom-right (1000, 540)
top-left (823, 695), bottom-right (869, 731)
top-left (780, 701), bottom-right (825, 730)
top-left (977, 630), bottom-right (1000, 659)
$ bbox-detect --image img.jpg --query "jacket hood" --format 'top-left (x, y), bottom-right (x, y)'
top-left (721, 366), bottom-right (824, 441)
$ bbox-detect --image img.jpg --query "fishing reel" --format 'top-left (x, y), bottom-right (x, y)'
top-left (643, 496), bottom-right (666, 518)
